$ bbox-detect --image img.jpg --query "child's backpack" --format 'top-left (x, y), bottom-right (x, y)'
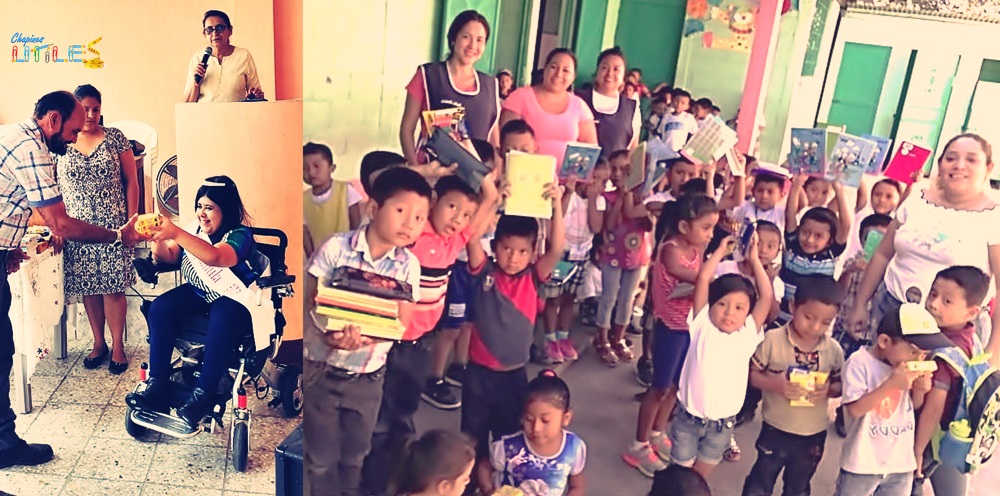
top-left (933, 337), bottom-right (1000, 474)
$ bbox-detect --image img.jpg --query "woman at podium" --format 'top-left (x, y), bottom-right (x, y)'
top-left (183, 9), bottom-right (265, 103)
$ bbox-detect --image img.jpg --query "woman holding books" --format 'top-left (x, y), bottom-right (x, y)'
top-left (577, 47), bottom-right (641, 156)
top-left (399, 10), bottom-right (501, 165)
top-left (846, 133), bottom-right (1000, 355)
top-left (500, 48), bottom-right (599, 166)
top-left (126, 176), bottom-right (266, 429)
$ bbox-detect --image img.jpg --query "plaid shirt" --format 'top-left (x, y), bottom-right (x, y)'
top-left (0, 120), bottom-right (63, 249)
top-left (304, 227), bottom-right (421, 374)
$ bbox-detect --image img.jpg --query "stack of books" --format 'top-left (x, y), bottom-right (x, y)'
top-left (314, 267), bottom-right (414, 340)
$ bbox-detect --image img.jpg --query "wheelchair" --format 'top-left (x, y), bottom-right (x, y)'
top-left (124, 227), bottom-right (297, 472)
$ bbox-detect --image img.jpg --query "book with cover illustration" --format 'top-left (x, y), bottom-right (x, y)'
top-left (861, 134), bottom-right (892, 175)
top-left (680, 115), bottom-right (738, 165)
top-left (624, 142), bottom-right (647, 192)
top-left (421, 107), bottom-right (468, 140)
top-left (818, 123), bottom-right (844, 158)
top-left (424, 127), bottom-right (492, 192)
top-left (788, 128), bottom-right (827, 176)
top-left (558, 142), bottom-right (602, 182)
top-left (327, 266), bottom-right (415, 302)
top-left (642, 157), bottom-right (670, 197)
top-left (828, 134), bottom-right (876, 188)
top-left (883, 141), bottom-right (932, 185)
top-left (505, 151), bottom-right (556, 219)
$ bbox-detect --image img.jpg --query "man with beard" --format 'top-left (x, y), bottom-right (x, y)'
top-left (0, 90), bottom-right (146, 468)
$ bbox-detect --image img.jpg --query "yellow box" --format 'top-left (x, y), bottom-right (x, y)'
top-left (134, 213), bottom-right (162, 236)
top-left (790, 370), bottom-right (828, 407)
top-left (906, 361), bottom-right (938, 373)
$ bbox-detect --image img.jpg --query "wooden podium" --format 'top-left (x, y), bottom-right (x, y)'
top-left (175, 101), bottom-right (303, 341)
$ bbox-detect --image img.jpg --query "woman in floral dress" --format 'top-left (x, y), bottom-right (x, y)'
top-left (57, 84), bottom-right (139, 374)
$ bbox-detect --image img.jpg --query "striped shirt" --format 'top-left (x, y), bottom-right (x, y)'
top-left (0, 120), bottom-right (63, 249)
top-left (403, 221), bottom-right (473, 341)
top-left (779, 229), bottom-right (845, 317)
top-left (651, 239), bottom-right (701, 330)
top-left (181, 226), bottom-right (260, 302)
top-left (305, 227), bottom-right (421, 374)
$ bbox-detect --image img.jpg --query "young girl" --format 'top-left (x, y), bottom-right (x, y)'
top-left (594, 150), bottom-right (653, 366)
top-left (624, 194), bottom-right (719, 477)
top-left (393, 430), bottom-right (476, 496)
top-left (668, 233), bottom-right (772, 479)
top-left (490, 370), bottom-right (586, 496)
top-left (541, 161), bottom-right (609, 363)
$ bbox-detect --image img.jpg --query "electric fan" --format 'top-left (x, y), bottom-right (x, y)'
top-left (155, 155), bottom-right (179, 216)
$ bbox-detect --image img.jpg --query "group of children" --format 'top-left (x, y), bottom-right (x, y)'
top-left (302, 76), bottom-right (992, 495)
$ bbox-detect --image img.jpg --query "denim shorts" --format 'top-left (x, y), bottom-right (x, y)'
top-left (668, 404), bottom-right (735, 466)
top-left (833, 470), bottom-right (913, 496)
top-left (440, 261), bottom-right (476, 329)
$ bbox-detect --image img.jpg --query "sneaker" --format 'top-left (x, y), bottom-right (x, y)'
top-left (622, 443), bottom-right (667, 477)
top-left (835, 404), bottom-right (847, 438)
top-left (635, 357), bottom-right (653, 388)
top-left (649, 432), bottom-right (672, 461)
top-left (626, 324), bottom-right (643, 335)
top-left (558, 339), bottom-right (578, 361)
top-left (421, 380), bottom-right (461, 410)
top-left (544, 340), bottom-right (564, 364)
top-left (444, 364), bottom-right (466, 387)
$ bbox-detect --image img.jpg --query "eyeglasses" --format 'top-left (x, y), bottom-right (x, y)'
top-left (203, 25), bottom-right (229, 35)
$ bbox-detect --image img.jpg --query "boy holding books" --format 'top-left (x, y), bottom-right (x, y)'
top-left (464, 184), bottom-right (566, 491)
top-left (834, 304), bottom-right (945, 496)
top-left (302, 167), bottom-right (432, 496)
top-left (361, 144), bottom-right (502, 494)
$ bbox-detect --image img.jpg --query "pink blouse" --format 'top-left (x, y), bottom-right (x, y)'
top-left (502, 86), bottom-right (594, 164)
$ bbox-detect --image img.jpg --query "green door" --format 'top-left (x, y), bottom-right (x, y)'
top-left (826, 43), bottom-right (892, 135)
top-left (894, 52), bottom-right (960, 175)
top-left (438, 0), bottom-right (502, 72)
top-left (614, 0), bottom-right (686, 87)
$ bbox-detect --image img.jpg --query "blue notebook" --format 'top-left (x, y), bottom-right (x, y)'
top-left (788, 128), bottom-right (827, 176)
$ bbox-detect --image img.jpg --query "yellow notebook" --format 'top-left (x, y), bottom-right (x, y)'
top-left (316, 305), bottom-right (401, 328)
top-left (505, 151), bottom-right (555, 219)
top-left (326, 318), bottom-right (405, 340)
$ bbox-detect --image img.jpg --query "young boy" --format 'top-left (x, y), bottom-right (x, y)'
top-left (422, 122), bottom-right (537, 410)
top-left (914, 265), bottom-right (991, 495)
top-left (835, 213), bottom-right (894, 358)
top-left (302, 166), bottom-right (432, 496)
top-left (691, 97), bottom-right (714, 129)
top-left (731, 166), bottom-right (790, 231)
top-left (464, 187), bottom-right (566, 491)
top-left (777, 173), bottom-right (853, 323)
top-left (361, 147), bottom-right (501, 493)
top-left (541, 161), bottom-right (609, 363)
top-left (645, 96), bottom-right (670, 141)
top-left (742, 275), bottom-right (846, 496)
top-left (654, 89), bottom-right (698, 153)
top-left (303, 142), bottom-right (362, 257)
top-left (834, 303), bottom-right (946, 496)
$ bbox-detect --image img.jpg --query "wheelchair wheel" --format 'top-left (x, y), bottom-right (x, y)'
top-left (125, 408), bottom-right (148, 438)
top-left (232, 422), bottom-right (249, 472)
top-left (280, 368), bottom-right (303, 417)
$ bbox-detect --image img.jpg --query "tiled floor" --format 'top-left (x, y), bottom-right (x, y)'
top-left (4, 297), bottom-right (301, 495)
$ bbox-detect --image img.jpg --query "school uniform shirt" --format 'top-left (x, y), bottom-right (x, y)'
top-left (564, 192), bottom-right (605, 261)
top-left (305, 228), bottom-right (421, 374)
top-left (183, 47), bottom-right (261, 103)
top-left (779, 228), bottom-right (846, 308)
top-left (677, 307), bottom-right (762, 420)
top-left (840, 347), bottom-right (918, 475)
top-left (491, 431), bottom-right (586, 496)
top-left (655, 112), bottom-right (698, 152)
top-left (582, 89), bottom-right (641, 154)
top-left (404, 223), bottom-right (475, 341)
top-left (468, 259), bottom-right (547, 370)
top-left (751, 324), bottom-right (845, 436)
top-left (405, 61), bottom-right (501, 143)
top-left (303, 181), bottom-right (362, 248)
top-left (730, 200), bottom-right (787, 232)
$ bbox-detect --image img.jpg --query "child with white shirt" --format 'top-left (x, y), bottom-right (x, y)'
top-left (834, 303), bottom-right (945, 496)
top-left (730, 167), bottom-right (789, 232)
top-left (667, 232), bottom-right (773, 480)
top-left (654, 89), bottom-right (698, 153)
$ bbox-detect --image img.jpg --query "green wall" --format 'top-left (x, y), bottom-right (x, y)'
top-left (614, 0), bottom-right (686, 87)
top-left (758, 7), bottom-right (805, 161)
top-left (305, 0), bottom-right (442, 179)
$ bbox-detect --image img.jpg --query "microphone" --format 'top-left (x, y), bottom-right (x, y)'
top-left (194, 46), bottom-right (212, 84)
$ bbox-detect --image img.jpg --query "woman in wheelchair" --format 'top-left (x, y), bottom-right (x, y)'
top-left (126, 175), bottom-right (264, 428)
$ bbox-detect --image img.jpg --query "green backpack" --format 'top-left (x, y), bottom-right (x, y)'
top-left (933, 337), bottom-right (1000, 474)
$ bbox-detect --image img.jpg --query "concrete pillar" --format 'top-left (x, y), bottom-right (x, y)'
top-left (274, 0), bottom-right (303, 100)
